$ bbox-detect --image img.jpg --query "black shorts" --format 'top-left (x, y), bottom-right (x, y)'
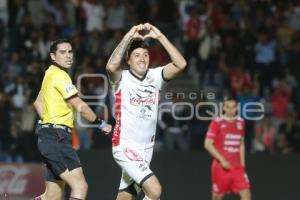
top-left (36, 124), bottom-right (81, 182)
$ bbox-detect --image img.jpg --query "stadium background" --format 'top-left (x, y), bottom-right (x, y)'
top-left (0, 0), bottom-right (300, 199)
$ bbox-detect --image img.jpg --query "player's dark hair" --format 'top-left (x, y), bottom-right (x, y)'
top-left (126, 39), bottom-right (149, 61)
top-left (49, 38), bottom-right (73, 54)
top-left (223, 94), bottom-right (238, 103)
top-left (47, 38), bottom-right (73, 66)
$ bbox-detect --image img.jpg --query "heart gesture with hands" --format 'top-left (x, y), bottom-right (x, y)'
top-left (125, 24), bottom-right (144, 40)
top-left (126, 23), bottom-right (163, 40)
top-left (142, 23), bottom-right (163, 40)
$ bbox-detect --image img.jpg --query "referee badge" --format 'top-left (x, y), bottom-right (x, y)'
top-left (66, 83), bottom-right (75, 93)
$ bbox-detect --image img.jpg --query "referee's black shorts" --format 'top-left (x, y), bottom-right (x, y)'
top-left (36, 124), bottom-right (81, 182)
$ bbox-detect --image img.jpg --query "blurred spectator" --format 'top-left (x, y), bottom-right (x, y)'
top-left (154, 0), bottom-right (177, 40)
top-left (183, 5), bottom-right (204, 61)
top-left (4, 52), bottom-right (23, 79)
top-left (159, 97), bottom-right (191, 151)
top-left (74, 116), bottom-right (93, 150)
top-left (24, 29), bottom-right (48, 61)
top-left (228, 65), bottom-right (253, 95)
top-left (15, 12), bottom-right (34, 51)
top-left (148, 41), bottom-right (170, 67)
top-left (41, 0), bottom-right (66, 26)
top-left (41, 13), bottom-right (60, 45)
top-left (73, 0), bottom-right (106, 33)
top-left (5, 125), bottom-right (24, 163)
top-left (237, 85), bottom-right (261, 151)
top-left (276, 112), bottom-right (300, 153)
top-left (198, 24), bottom-right (221, 87)
top-left (0, 19), bottom-right (5, 49)
top-left (135, 0), bottom-right (152, 23)
top-left (0, 92), bottom-right (12, 160)
top-left (106, 0), bottom-right (126, 32)
top-left (0, 0), bottom-right (8, 24)
top-left (254, 30), bottom-right (278, 95)
top-left (271, 78), bottom-right (292, 134)
top-left (104, 30), bottom-right (123, 57)
top-left (86, 30), bottom-right (105, 57)
top-left (253, 116), bottom-right (275, 153)
top-left (7, 0), bottom-right (27, 31)
top-left (11, 76), bottom-right (27, 110)
top-left (288, 2), bottom-right (300, 31)
top-left (288, 35), bottom-right (300, 79)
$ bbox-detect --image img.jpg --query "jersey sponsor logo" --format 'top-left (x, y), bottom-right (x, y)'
top-left (224, 140), bottom-right (240, 146)
top-left (66, 83), bottom-right (75, 93)
top-left (224, 146), bottom-right (240, 152)
top-left (129, 85), bottom-right (157, 106)
top-left (224, 134), bottom-right (241, 151)
top-left (225, 134), bottom-right (241, 140)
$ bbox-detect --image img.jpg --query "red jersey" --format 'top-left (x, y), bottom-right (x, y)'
top-left (206, 117), bottom-right (245, 168)
top-left (186, 17), bottom-right (201, 41)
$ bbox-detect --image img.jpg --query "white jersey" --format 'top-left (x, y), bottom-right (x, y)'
top-left (111, 67), bottom-right (165, 149)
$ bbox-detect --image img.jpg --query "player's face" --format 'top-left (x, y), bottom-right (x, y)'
top-left (50, 43), bottom-right (73, 68)
top-left (223, 100), bottom-right (238, 118)
top-left (127, 48), bottom-right (150, 77)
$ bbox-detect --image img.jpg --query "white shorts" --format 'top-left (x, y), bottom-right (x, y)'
top-left (113, 145), bottom-right (154, 194)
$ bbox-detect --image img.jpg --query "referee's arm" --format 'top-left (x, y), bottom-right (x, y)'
top-left (67, 95), bottom-right (97, 122)
top-left (34, 90), bottom-right (43, 119)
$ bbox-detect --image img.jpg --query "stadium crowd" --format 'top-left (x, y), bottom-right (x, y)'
top-left (0, 0), bottom-right (300, 163)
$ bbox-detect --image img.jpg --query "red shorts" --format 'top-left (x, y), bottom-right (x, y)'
top-left (211, 160), bottom-right (250, 195)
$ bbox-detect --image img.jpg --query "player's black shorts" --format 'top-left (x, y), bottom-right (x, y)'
top-left (36, 123), bottom-right (81, 182)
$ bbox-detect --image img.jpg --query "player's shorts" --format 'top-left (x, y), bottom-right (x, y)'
top-left (113, 145), bottom-right (154, 196)
top-left (36, 123), bottom-right (81, 182)
top-left (211, 160), bottom-right (250, 195)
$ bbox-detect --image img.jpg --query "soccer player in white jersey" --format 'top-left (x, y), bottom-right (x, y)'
top-left (106, 23), bottom-right (187, 200)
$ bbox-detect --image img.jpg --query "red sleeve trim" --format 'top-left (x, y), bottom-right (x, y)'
top-left (65, 93), bottom-right (78, 100)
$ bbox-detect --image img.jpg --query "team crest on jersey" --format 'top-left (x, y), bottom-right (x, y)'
top-left (221, 123), bottom-right (226, 129)
top-left (66, 83), bottom-right (75, 93)
top-left (138, 106), bottom-right (153, 119)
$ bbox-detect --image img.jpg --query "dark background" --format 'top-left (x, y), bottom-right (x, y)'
top-left (78, 150), bottom-right (300, 200)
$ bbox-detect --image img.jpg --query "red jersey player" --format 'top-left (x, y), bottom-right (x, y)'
top-left (204, 96), bottom-right (251, 200)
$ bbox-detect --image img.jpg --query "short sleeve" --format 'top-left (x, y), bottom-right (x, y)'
top-left (206, 120), bottom-right (219, 140)
top-left (54, 72), bottom-right (78, 99)
top-left (151, 66), bottom-right (165, 89)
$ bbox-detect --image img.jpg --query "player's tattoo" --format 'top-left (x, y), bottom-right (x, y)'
top-left (107, 37), bottom-right (131, 66)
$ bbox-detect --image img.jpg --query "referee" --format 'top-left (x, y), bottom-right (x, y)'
top-left (33, 38), bottom-right (112, 200)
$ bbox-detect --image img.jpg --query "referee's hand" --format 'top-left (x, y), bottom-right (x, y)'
top-left (101, 124), bottom-right (112, 135)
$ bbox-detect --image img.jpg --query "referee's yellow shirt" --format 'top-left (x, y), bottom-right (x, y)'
top-left (41, 65), bottom-right (78, 128)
